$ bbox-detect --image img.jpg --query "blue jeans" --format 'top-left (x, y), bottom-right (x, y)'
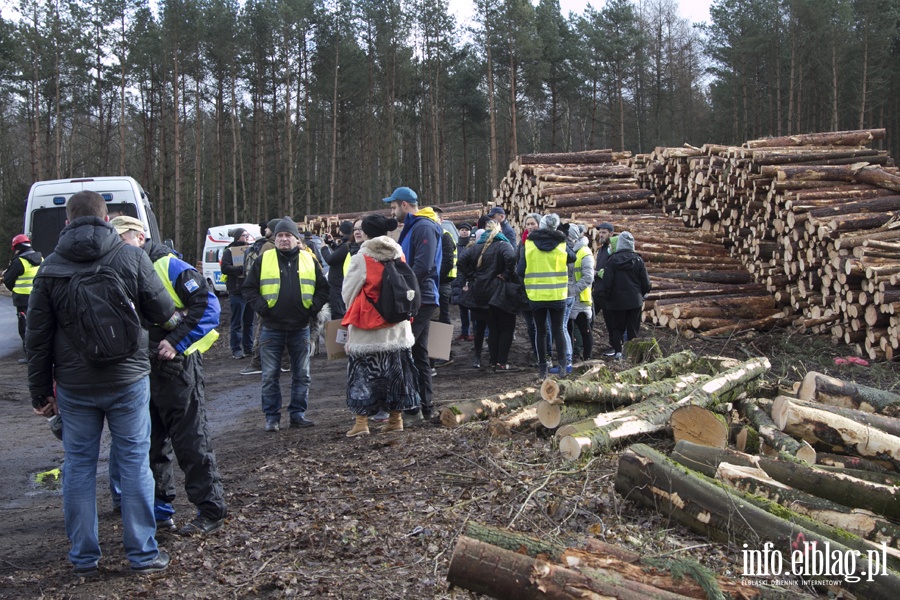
top-left (562, 296), bottom-right (575, 365)
top-left (229, 294), bottom-right (254, 354)
top-left (260, 326), bottom-right (311, 421)
top-left (56, 378), bottom-right (159, 570)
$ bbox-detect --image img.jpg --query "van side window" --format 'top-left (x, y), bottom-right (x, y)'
top-left (205, 248), bottom-right (221, 263)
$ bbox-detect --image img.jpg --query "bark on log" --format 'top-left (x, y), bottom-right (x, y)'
top-left (610, 349), bottom-right (698, 384)
top-left (798, 372), bottom-right (900, 416)
top-left (745, 129), bottom-right (886, 148)
top-left (536, 400), bottom-right (603, 430)
top-left (670, 441), bottom-right (900, 520)
top-left (739, 398), bottom-right (817, 464)
top-left (489, 402), bottom-right (542, 435)
top-left (617, 444), bottom-right (900, 600)
top-left (558, 358), bottom-right (769, 459)
top-left (541, 372), bottom-right (708, 407)
top-left (447, 535), bottom-right (693, 600)
top-left (771, 396), bottom-right (900, 469)
top-left (816, 452), bottom-right (898, 475)
top-left (782, 398), bottom-right (900, 438)
top-left (714, 463), bottom-right (900, 560)
top-left (463, 521), bottom-right (564, 559)
top-left (440, 387), bottom-right (538, 428)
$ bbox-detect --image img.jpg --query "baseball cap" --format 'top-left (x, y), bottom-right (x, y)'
top-left (382, 187), bottom-right (418, 204)
top-left (110, 216), bottom-right (145, 235)
top-left (487, 207), bottom-right (505, 217)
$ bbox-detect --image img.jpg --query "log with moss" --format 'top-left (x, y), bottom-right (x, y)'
top-left (715, 462), bottom-right (900, 560)
top-left (535, 400), bottom-right (602, 429)
top-left (772, 396), bottom-right (900, 470)
top-left (616, 444), bottom-right (900, 600)
top-left (670, 441), bottom-right (900, 520)
top-left (558, 357), bottom-right (769, 460)
top-left (578, 349), bottom-right (698, 384)
top-left (541, 372), bottom-right (708, 406)
top-left (488, 401), bottom-right (541, 435)
top-left (440, 387), bottom-right (537, 428)
top-left (739, 398), bottom-right (817, 464)
top-left (798, 372), bottom-right (900, 416)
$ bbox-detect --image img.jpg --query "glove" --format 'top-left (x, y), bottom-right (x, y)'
top-left (153, 353), bottom-right (185, 380)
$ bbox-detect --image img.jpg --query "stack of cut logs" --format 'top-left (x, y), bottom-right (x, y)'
top-left (300, 201), bottom-right (484, 238)
top-left (638, 129), bottom-right (900, 360)
top-left (443, 350), bottom-right (900, 599)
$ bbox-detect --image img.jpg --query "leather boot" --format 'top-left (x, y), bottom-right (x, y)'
top-left (382, 411), bottom-right (404, 433)
top-left (346, 415), bottom-right (370, 437)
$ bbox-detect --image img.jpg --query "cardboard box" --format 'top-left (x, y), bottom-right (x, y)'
top-left (427, 321), bottom-right (453, 361)
top-left (324, 319), bottom-right (348, 360)
top-left (230, 245), bottom-right (248, 267)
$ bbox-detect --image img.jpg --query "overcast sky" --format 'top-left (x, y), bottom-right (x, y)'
top-left (447, 0), bottom-right (713, 26)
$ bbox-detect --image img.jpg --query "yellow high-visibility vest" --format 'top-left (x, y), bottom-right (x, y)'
top-left (153, 255), bottom-right (219, 355)
top-left (260, 249), bottom-right (315, 309)
top-left (524, 240), bottom-right (567, 302)
top-left (574, 246), bottom-right (592, 304)
top-left (13, 257), bottom-right (39, 295)
top-left (343, 251), bottom-right (351, 276)
top-left (444, 230), bottom-right (457, 280)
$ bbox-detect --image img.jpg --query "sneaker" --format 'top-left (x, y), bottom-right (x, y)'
top-left (156, 517), bottom-right (177, 533)
top-left (613, 352), bottom-right (624, 361)
top-left (464, 335), bottom-right (475, 342)
top-left (132, 551), bottom-right (170, 574)
top-left (434, 358), bottom-right (454, 368)
top-left (17, 357), bottom-right (28, 364)
top-left (493, 364), bottom-right (521, 372)
top-left (430, 368), bottom-right (437, 377)
top-left (265, 420), bottom-right (280, 432)
top-left (232, 350), bottom-right (245, 359)
top-left (602, 349), bottom-right (617, 357)
top-left (370, 410), bottom-right (390, 422)
top-left (290, 415), bottom-right (315, 428)
top-left (180, 514), bottom-right (225, 536)
top-left (472, 357), bottom-right (481, 369)
top-left (240, 366), bottom-right (262, 375)
top-left (402, 410), bottom-right (423, 425)
top-left (454, 334), bottom-right (468, 342)
top-left (548, 365), bottom-right (561, 374)
top-left (421, 407), bottom-right (434, 420)
top-left (281, 366), bottom-right (291, 373)
top-left (566, 364), bottom-right (573, 374)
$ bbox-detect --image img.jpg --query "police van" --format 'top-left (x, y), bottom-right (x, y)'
top-left (202, 223), bottom-right (261, 294)
top-left (23, 176), bottom-right (162, 258)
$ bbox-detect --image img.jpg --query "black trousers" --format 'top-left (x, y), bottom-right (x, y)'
top-left (486, 308), bottom-right (516, 365)
top-left (568, 312), bottom-right (593, 361)
top-left (409, 304), bottom-right (437, 416)
top-left (438, 283), bottom-right (452, 324)
top-left (532, 306), bottom-right (566, 370)
top-left (150, 352), bottom-right (227, 520)
top-left (607, 308), bottom-right (641, 352)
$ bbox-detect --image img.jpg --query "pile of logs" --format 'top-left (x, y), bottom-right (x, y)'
top-left (638, 129), bottom-right (900, 359)
top-left (442, 350), bottom-right (900, 598)
top-left (299, 201), bottom-right (484, 238)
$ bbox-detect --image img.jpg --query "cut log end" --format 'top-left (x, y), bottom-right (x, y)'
top-left (541, 378), bottom-right (561, 404)
top-left (440, 407), bottom-right (463, 428)
top-left (559, 435), bottom-right (587, 461)
top-left (536, 400), bottom-right (562, 429)
top-left (670, 405), bottom-right (728, 448)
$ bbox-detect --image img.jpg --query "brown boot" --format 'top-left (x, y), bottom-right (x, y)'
top-left (346, 415), bottom-right (370, 437)
top-left (382, 411), bottom-right (403, 433)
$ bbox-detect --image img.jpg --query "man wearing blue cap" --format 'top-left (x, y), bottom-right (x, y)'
top-left (384, 186), bottom-right (443, 420)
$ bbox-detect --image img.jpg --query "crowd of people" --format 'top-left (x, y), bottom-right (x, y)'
top-left (5, 185), bottom-right (650, 576)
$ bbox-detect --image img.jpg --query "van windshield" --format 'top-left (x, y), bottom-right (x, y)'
top-left (30, 203), bottom-right (139, 257)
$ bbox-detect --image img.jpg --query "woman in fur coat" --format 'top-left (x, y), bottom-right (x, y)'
top-left (341, 214), bottom-right (421, 437)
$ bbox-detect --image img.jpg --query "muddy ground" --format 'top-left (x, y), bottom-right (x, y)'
top-left (0, 297), bottom-right (897, 599)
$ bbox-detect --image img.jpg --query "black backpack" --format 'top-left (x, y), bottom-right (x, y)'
top-left (366, 258), bottom-right (422, 324)
top-left (43, 244), bottom-right (144, 368)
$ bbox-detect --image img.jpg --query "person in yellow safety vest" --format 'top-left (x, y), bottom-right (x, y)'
top-left (110, 215), bottom-right (228, 537)
top-left (324, 219), bottom-right (360, 320)
top-left (241, 217), bottom-right (330, 433)
top-left (3, 234), bottom-right (43, 362)
top-left (566, 224), bottom-right (595, 363)
top-left (515, 213), bottom-right (576, 381)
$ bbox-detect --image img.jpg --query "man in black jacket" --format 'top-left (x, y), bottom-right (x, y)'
top-left (27, 191), bottom-right (176, 575)
top-left (221, 228), bottom-right (255, 359)
top-left (324, 220), bottom-right (358, 320)
top-left (3, 234), bottom-right (42, 361)
top-left (242, 217), bottom-right (329, 432)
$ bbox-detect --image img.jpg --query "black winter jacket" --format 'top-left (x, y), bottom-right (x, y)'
top-left (3, 249), bottom-right (43, 308)
top-left (599, 250), bottom-right (651, 311)
top-left (241, 246), bottom-right (330, 331)
top-left (457, 235), bottom-right (516, 310)
top-left (26, 217), bottom-right (175, 403)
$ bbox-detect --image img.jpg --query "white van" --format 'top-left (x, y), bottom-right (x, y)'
top-left (23, 176), bottom-right (162, 258)
top-left (202, 223), bottom-right (261, 294)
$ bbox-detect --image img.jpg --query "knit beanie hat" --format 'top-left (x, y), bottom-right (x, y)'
top-left (231, 228), bottom-right (247, 242)
top-left (361, 214), bottom-right (399, 239)
top-left (339, 220), bottom-right (354, 237)
top-left (617, 231), bottom-right (635, 253)
top-left (540, 213), bottom-right (560, 230)
top-left (273, 217), bottom-right (300, 239)
top-left (267, 218), bottom-right (281, 236)
top-left (567, 223), bottom-right (583, 243)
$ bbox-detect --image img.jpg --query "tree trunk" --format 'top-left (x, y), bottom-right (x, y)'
top-left (329, 36), bottom-right (339, 216)
top-left (670, 440), bottom-right (900, 520)
top-left (541, 372), bottom-right (707, 407)
top-left (489, 401), bottom-right (541, 435)
top-left (772, 396), bottom-right (900, 469)
top-left (798, 372), bottom-right (900, 416)
top-left (746, 129), bottom-right (885, 149)
top-left (439, 387), bottom-right (537, 428)
top-left (715, 462), bottom-right (900, 560)
top-left (558, 358), bottom-right (769, 459)
top-left (739, 398), bottom-right (816, 464)
top-left (617, 444), bottom-right (900, 600)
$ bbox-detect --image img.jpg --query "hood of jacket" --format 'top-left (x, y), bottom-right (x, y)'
top-left (359, 235), bottom-right (403, 262)
top-left (414, 207), bottom-right (439, 223)
top-left (524, 227), bottom-right (566, 251)
top-left (55, 217), bottom-right (123, 263)
top-left (607, 249), bottom-right (644, 273)
top-left (145, 239), bottom-right (173, 263)
top-left (572, 237), bottom-right (588, 253)
top-left (18, 249), bottom-right (43, 266)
